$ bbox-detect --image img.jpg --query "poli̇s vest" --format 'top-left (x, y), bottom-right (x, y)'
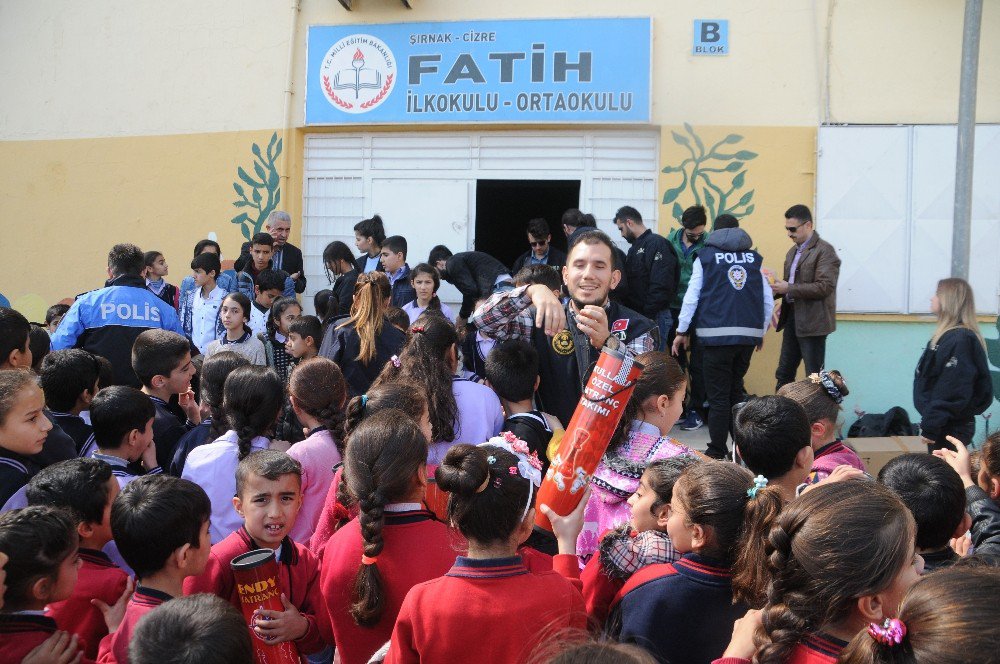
top-left (695, 248), bottom-right (765, 346)
top-left (531, 300), bottom-right (655, 426)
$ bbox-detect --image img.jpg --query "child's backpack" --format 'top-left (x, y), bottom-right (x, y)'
top-left (847, 407), bottom-right (917, 437)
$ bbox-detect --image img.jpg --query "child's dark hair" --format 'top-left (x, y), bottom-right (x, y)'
top-left (343, 380), bottom-right (427, 439)
top-left (108, 243), bottom-right (145, 277)
top-left (223, 365), bottom-right (284, 460)
top-left (314, 289), bottom-right (334, 322)
top-left (26, 458), bottom-right (114, 527)
top-left (45, 303), bottom-right (70, 326)
top-left (190, 251), bottom-right (221, 279)
top-left (878, 454), bottom-right (966, 551)
top-left (143, 250), bottom-right (164, 268)
top-left (323, 240), bottom-right (355, 273)
top-left (266, 296), bottom-right (302, 340)
top-left (0, 368), bottom-right (37, 427)
top-left (485, 340), bottom-right (538, 403)
top-left (28, 324), bottom-right (50, 371)
top-left (338, 272), bottom-right (391, 365)
top-left (374, 314), bottom-right (458, 443)
top-left (250, 232), bottom-right (274, 248)
top-left (437, 443), bottom-right (533, 544)
top-left (129, 593), bottom-right (252, 664)
top-left (90, 386), bottom-right (155, 450)
top-left (980, 430), bottom-right (1000, 485)
top-left (200, 351), bottom-right (250, 439)
top-left (288, 357), bottom-right (347, 448)
top-left (513, 264), bottom-right (562, 291)
top-left (254, 268), bottom-right (286, 294)
top-left (131, 329), bottom-right (190, 387)
top-left (671, 462), bottom-right (784, 606)
top-left (643, 455), bottom-right (701, 514)
top-left (235, 449), bottom-right (302, 498)
top-left (193, 239), bottom-right (221, 257)
top-left (385, 306), bottom-right (409, 331)
top-left (94, 354), bottom-right (115, 389)
top-left (221, 292), bottom-right (253, 335)
top-left (0, 306), bottom-right (31, 366)
top-left (840, 566), bottom-right (1000, 664)
top-left (750, 480), bottom-right (915, 664)
top-left (38, 349), bottom-right (100, 412)
top-left (354, 214), bottom-right (386, 246)
top-left (288, 315), bottom-right (322, 348)
top-left (733, 395), bottom-right (811, 479)
top-left (382, 235), bottom-right (408, 258)
top-left (0, 506), bottom-right (77, 610)
top-left (608, 351), bottom-right (686, 453)
top-left (345, 410), bottom-right (428, 626)
top-left (776, 370), bottom-right (849, 425)
top-left (111, 475), bottom-right (211, 578)
top-left (531, 634), bottom-right (658, 664)
top-left (409, 263), bottom-right (442, 310)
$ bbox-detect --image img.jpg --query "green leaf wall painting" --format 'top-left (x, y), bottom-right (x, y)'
top-left (232, 132), bottom-right (282, 241)
top-left (662, 123), bottom-right (758, 225)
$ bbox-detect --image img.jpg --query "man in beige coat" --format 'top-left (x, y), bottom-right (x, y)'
top-left (771, 204), bottom-right (841, 390)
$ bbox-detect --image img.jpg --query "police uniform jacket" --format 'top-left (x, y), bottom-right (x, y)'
top-left (624, 229), bottom-right (679, 318)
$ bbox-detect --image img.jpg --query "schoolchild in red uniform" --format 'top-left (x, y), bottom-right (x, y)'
top-left (385, 440), bottom-right (586, 664)
top-left (713, 480), bottom-right (923, 664)
top-left (184, 449), bottom-right (330, 661)
top-left (320, 409), bottom-right (454, 664)
top-left (0, 506), bottom-right (93, 664)
top-left (26, 458), bottom-right (131, 658)
top-left (98, 475), bottom-right (213, 664)
top-left (309, 382), bottom-right (432, 554)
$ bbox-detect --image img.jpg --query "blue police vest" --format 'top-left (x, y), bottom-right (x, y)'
top-left (694, 249), bottom-right (765, 346)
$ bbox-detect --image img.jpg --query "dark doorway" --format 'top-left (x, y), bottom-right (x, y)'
top-left (474, 180), bottom-right (580, 271)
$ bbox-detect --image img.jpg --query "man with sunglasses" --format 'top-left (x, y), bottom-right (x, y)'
top-left (771, 204), bottom-right (841, 391)
top-left (510, 217), bottom-right (567, 276)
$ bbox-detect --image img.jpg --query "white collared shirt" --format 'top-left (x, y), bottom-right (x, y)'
top-left (192, 285), bottom-right (226, 352)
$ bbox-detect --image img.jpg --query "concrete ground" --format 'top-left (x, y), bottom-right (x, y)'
top-left (668, 421), bottom-right (713, 453)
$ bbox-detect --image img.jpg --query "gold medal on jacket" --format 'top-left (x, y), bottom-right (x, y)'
top-left (552, 329), bottom-right (575, 355)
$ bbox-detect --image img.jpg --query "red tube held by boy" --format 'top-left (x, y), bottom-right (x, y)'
top-left (231, 549), bottom-right (299, 664)
top-left (535, 346), bottom-right (644, 531)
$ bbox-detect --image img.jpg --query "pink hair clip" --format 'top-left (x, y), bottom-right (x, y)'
top-left (509, 467), bottom-right (518, 475)
top-left (868, 618), bottom-right (906, 646)
top-left (390, 355), bottom-right (401, 368)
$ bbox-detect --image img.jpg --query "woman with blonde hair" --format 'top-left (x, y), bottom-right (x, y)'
top-left (319, 271), bottom-right (406, 396)
top-left (913, 277), bottom-right (992, 452)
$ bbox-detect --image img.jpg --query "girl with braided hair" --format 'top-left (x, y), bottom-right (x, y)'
top-left (182, 365), bottom-right (286, 543)
top-left (286, 357), bottom-right (348, 543)
top-left (384, 439), bottom-right (586, 664)
top-left (713, 479), bottom-right (922, 664)
top-left (778, 369), bottom-right (864, 484)
top-left (318, 410), bottom-right (453, 664)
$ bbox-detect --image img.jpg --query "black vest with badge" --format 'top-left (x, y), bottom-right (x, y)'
top-left (694, 248), bottom-right (765, 346)
top-left (531, 301), bottom-right (655, 427)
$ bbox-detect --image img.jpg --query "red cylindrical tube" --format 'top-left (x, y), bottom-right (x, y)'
top-left (535, 346), bottom-right (644, 531)
top-left (231, 549), bottom-right (299, 664)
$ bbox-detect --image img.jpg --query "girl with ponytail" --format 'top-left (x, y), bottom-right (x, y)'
top-left (373, 313), bottom-right (503, 465)
top-left (576, 351), bottom-right (697, 563)
top-left (614, 461), bottom-right (782, 664)
top-left (778, 369), bottom-right (864, 483)
top-left (319, 271), bottom-right (405, 396)
top-left (714, 479), bottom-right (922, 664)
top-left (182, 365), bottom-right (286, 543)
top-left (384, 438), bottom-right (586, 664)
top-left (286, 357), bottom-right (348, 543)
top-left (318, 410), bottom-right (453, 664)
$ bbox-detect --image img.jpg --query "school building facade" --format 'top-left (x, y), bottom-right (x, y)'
top-left (2, 0), bottom-right (998, 439)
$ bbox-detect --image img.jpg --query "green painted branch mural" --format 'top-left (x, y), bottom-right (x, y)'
top-left (231, 132), bottom-right (282, 241)
top-left (662, 123), bottom-right (758, 224)
top-left (987, 315), bottom-right (1000, 403)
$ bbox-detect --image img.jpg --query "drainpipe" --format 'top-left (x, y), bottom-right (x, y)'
top-left (279, 0), bottom-right (301, 214)
top-left (951, 0), bottom-right (982, 280)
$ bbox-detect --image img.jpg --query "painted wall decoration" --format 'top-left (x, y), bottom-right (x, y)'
top-left (231, 132), bottom-right (282, 241)
top-left (988, 315), bottom-right (1000, 407)
top-left (306, 18), bottom-right (652, 125)
top-left (661, 123), bottom-right (758, 224)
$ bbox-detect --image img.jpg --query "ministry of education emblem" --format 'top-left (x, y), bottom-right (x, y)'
top-left (320, 34), bottom-right (396, 114)
top-left (552, 329), bottom-right (575, 355)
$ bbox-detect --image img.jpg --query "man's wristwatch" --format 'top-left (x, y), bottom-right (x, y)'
top-left (676, 331), bottom-right (689, 337)
top-left (604, 335), bottom-right (622, 352)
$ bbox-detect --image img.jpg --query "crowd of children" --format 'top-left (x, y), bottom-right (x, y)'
top-left (0, 218), bottom-right (998, 664)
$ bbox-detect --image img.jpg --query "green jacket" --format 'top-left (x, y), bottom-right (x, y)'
top-left (666, 227), bottom-right (709, 309)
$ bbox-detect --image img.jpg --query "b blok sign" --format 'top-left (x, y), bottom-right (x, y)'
top-left (306, 18), bottom-right (652, 125)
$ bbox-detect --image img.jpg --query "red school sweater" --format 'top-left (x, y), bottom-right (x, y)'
top-left (385, 556), bottom-right (587, 664)
top-left (319, 508), bottom-right (456, 664)
top-left (48, 548), bottom-right (129, 659)
top-left (0, 613), bottom-right (97, 664)
top-left (712, 632), bottom-right (849, 664)
top-left (97, 586), bottom-right (172, 664)
top-left (183, 527), bottom-right (330, 658)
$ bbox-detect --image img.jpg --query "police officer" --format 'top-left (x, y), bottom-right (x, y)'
top-left (614, 205), bottom-right (679, 352)
top-left (471, 230), bottom-right (656, 427)
top-left (51, 243), bottom-right (187, 387)
top-left (672, 215), bottom-right (773, 459)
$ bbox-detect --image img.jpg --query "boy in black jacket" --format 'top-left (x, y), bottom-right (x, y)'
top-left (429, 246), bottom-right (512, 322)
